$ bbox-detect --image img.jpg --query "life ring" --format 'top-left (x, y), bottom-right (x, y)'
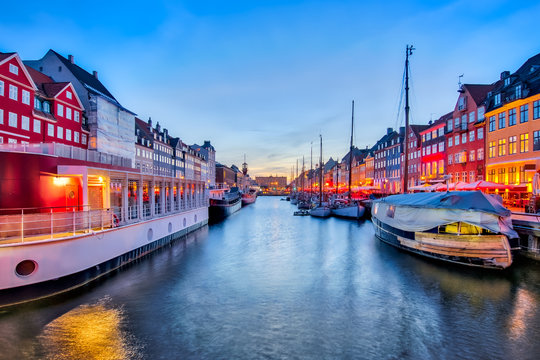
top-left (112, 214), bottom-right (120, 227)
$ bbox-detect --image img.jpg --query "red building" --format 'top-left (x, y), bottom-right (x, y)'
top-left (404, 124), bottom-right (429, 189)
top-left (445, 84), bottom-right (493, 183)
top-left (420, 113), bottom-right (451, 183)
top-left (0, 52), bottom-right (87, 147)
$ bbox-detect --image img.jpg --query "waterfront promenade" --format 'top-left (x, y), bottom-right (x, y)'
top-left (0, 197), bottom-right (539, 359)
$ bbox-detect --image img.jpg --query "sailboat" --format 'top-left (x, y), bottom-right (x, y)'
top-left (310, 135), bottom-right (331, 218)
top-left (331, 100), bottom-right (365, 219)
top-left (371, 45), bottom-right (519, 269)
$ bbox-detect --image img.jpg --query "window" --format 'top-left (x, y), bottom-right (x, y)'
top-left (520, 133), bottom-right (529, 153)
top-left (509, 136), bottom-right (517, 154)
top-left (426, 132), bottom-right (431, 141)
top-left (34, 97), bottom-right (41, 110)
top-left (462, 172), bottom-right (468, 183)
top-left (489, 116), bottom-right (496, 131)
top-left (520, 104), bottom-right (529, 123)
top-left (455, 153), bottom-right (460, 163)
top-left (534, 131), bottom-right (540, 151)
top-left (9, 63), bottom-right (18, 75)
top-left (498, 168), bottom-right (506, 184)
top-left (0, 109), bottom-right (3, 124)
top-left (462, 133), bottom-right (467, 144)
top-left (22, 90), bottom-right (30, 105)
top-left (498, 139), bottom-right (506, 156)
top-left (508, 108), bottom-right (516, 126)
top-left (0, 80), bottom-right (4, 96)
top-left (469, 111), bottom-right (475, 123)
top-left (47, 124), bottom-right (54, 137)
top-left (477, 107), bottom-right (485, 121)
top-left (74, 131), bottom-right (80, 143)
top-left (495, 93), bottom-right (501, 105)
top-left (509, 167), bottom-right (517, 184)
top-left (534, 100), bottom-right (540, 120)
top-left (66, 107), bottom-right (72, 120)
top-left (516, 85), bottom-right (522, 99)
top-left (469, 150), bottom-right (475, 162)
top-left (0, 136), bottom-right (2, 143)
top-left (455, 172), bottom-right (460, 182)
top-left (426, 146), bottom-right (431, 155)
top-left (438, 160), bottom-right (444, 174)
top-left (9, 84), bottom-right (17, 101)
top-left (82, 134), bottom-right (87, 145)
top-left (448, 154), bottom-right (453, 164)
top-left (498, 112), bottom-right (506, 129)
top-left (469, 130), bottom-right (475, 142)
top-left (66, 91), bottom-right (72, 99)
top-left (477, 148), bottom-right (484, 160)
top-left (458, 96), bottom-right (466, 110)
top-left (66, 129), bottom-right (72, 141)
top-left (422, 148), bottom-right (425, 156)
top-left (454, 118), bottom-right (460, 128)
top-left (8, 138), bottom-right (17, 144)
top-left (448, 137), bottom-right (453, 147)
top-left (43, 102), bottom-right (50, 113)
top-left (74, 111), bottom-right (79, 123)
top-left (439, 142), bottom-right (444, 152)
top-left (461, 115), bottom-right (467, 129)
top-left (432, 144), bottom-right (437, 154)
top-left (33, 119), bottom-right (41, 133)
top-left (438, 127), bottom-right (444, 137)
top-left (489, 141), bottom-right (496, 158)
top-left (57, 126), bottom-right (63, 139)
top-left (455, 135), bottom-right (460, 146)
top-left (470, 171), bottom-right (475, 182)
top-left (21, 116), bottom-right (29, 131)
top-left (57, 104), bottom-right (64, 117)
top-left (447, 119), bottom-right (453, 131)
top-left (8, 112), bottom-right (17, 127)
top-left (488, 169), bottom-right (496, 182)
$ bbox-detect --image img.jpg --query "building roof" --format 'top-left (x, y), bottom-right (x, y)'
top-left (409, 124), bottom-right (430, 140)
top-left (463, 84), bottom-right (495, 105)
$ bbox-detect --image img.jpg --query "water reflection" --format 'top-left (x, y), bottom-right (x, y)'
top-left (37, 297), bottom-right (141, 360)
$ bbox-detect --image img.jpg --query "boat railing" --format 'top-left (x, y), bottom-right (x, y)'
top-left (0, 196), bottom-right (210, 243)
top-left (0, 142), bottom-right (133, 168)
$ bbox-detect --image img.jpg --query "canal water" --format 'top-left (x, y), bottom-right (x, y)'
top-left (1, 196), bottom-right (540, 359)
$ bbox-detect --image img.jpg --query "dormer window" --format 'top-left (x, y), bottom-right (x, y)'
top-left (34, 97), bottom-right (42, 110)
top-left (494, 93), bottom-right (501, 105)
top-left (9, 64), bottom-right (18, 75)
top-left (504, 77), bottom-right (511, 86)
top-left (516, 85), bottom-right (522, 99)
top-left (43, 101), bottom-right (51, 113)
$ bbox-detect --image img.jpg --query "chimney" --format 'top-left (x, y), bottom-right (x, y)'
top-left (163, 128), bottom-right (168, 138)
top-left (387, 127), bottom-right (393, 135)
top-left (148, 117), bottom-right (152, 128)
top-left (68, 55), bottom-right (74, 64)
top-left (156, 121), bottom-right (161, 132)
top-left (93, 70), bottom-right (98, 79)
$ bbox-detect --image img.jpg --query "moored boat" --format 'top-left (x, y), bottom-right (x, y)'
top-left (209, 186), bottom-right (242, 222)
top-left (371, 191), bottom-right (519, 269)
top-left (310, 135), bottom-right (331, 218)
top-left (242, 188), bottom-right (258, 206)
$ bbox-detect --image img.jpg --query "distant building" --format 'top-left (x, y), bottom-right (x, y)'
top-left (216, 163), bottom-right (236, 187)
top-left (420, 115), bottom-right (449, 184)
top-left (192, 141), bottom-right (216, 187)
top-left (256, 175), bottom-right (287, 190)
top-left (135, 117), bottom-right (154, 175)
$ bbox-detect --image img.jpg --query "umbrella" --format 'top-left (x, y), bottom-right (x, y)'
top-left (462, 180), bottom-right (509, 191)
top-left (454, 181), bottom-right (469, 191)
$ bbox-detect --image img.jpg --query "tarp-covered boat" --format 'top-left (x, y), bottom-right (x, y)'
top-left (371, 191), bottom-right (519, 269)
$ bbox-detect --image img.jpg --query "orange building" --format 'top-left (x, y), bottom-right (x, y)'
top-left (485, 53), bottom-right (540, 194)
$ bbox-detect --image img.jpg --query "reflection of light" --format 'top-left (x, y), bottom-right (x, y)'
top-left (53, 177), bottom-right (68, 186)
top-left (508, 288), bottom-right (536, 340)
top-left (38, 298), bottom-right (140, 359)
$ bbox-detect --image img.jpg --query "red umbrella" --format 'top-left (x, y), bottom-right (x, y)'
top-left (463, 180), bottom-right (509, 190)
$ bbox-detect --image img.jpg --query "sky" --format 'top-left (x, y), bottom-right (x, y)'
top-left (1, 0), bottom-right (540, 180)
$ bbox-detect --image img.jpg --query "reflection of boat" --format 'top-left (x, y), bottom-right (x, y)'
top-left (310, 135), bottom-right (331, 218)
top-left (209, 186), bottom-right (242, 221)
top-left (372, 191), bottom-right (520, 269)
top-left (331, 100), bottom-right (365, 220)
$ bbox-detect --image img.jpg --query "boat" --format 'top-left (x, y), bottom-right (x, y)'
top-left (310, 135), bottom-right (331, 218)
top-left (209, 186), bottom-right (242, 222)
top-left (242, 188), bottom-right (258, 206)
top-left (371, 46), bottom-right (518, 269)
top-left (371, 191), bottom-right (519, 269)
top-left (240, 156), bottom-right (257, 206)
top-left (331, 100), bottom-right (365, 220)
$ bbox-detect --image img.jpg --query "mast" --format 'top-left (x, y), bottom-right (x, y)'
top-left (302, 156), bottom-right (305, 196)
top-left (348, 100), bottom-right (354, 201)
top-left (310, 142), bottom-right (313, 199)
top-left (296, 159), bottom-right (298, 193)
top-left (319, 135), bottom-right (323, 207)
top-left (403, 44), bottom-right (414, 194)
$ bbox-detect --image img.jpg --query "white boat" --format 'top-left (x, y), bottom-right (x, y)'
top-left (372, 191), bottom-right (519, 269)
top-left (310, 206), bottom-right (331, 218)
top-left (310, 135), bottom-right (331, 218)
top-left (330, 100), bottom-right (365, 220)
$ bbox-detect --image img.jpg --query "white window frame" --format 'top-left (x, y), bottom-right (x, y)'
top-left (9, 63), bottom-right (18, 75)
top-left (66, 107), bottom-right (72, 120)
top-left (8, 112), bottom-right (17, 127)
top-left (74, 131), bottom-right (80, 143)
top-left (0, 109), bottom-right (3, 124)
top-left (66, 91), bottom-right (72, 99)
top-left (9, 84), bottom-right (17, 101)
top-left (0, 80), bottom-right (4, 96)
top-left (48, 124), bottom-right (55, 137)
top-left (82, 134), bottom-right (87, 145)
top-left (57, 104), bottom-right (64, 117)
top-left (21, 116), bottom-right (29, 131)
top-left (74, 111), bottom-right (79, 122)
top-left (66, 129), bottom-right (72, 141)
top-left (57, 126), bottom-right (63, 139)
top-left (22, 90), bottom-right (30, 105)
top-left (33, 119), bottom-right (41, 133)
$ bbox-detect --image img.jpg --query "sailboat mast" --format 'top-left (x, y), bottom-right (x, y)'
top-left (403, 44), bottom-right (414, 194)
top-left (310, 142), bottom-right (313, 199)
top-left (302, 156), bottom-right (305, 195)
top-left (348, 100), bottom-right (354, 201)
top-left (319, 135), bottom-right (323, 206)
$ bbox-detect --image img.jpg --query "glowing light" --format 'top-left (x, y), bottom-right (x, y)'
top-left (98, 177), bottom-right (103, 183)
top-left (53, 177), bottom-right (68, 186)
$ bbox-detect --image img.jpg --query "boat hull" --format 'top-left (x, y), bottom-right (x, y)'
top-left (0, 207), bottom-right (208, 308)
top-left (241, 195), bottom-right (257, 206)
top-left (310, 206), bottom-right (331, 218)
top-left (372, 216), bottom-right (513, 269)
top-left (331, 204), bottom-right (365, 219)
top-left (209, 198), bottom-right (242, 222)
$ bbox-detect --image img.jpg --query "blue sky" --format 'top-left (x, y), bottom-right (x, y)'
top-left (1, 0), bottom-right (539, 179)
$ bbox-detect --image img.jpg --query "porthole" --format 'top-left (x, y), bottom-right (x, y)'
top-left (168, 222), bottom-right (173, 233)
top-left (147, 228), bottom-right (153, 242)
top-left (183, 218), bottom-right (187, 227)
top-left (15, 260), bottom-right (37, 277)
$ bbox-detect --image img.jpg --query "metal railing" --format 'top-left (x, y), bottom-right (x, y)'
top-left (0, 196), bottom-right (210, 243)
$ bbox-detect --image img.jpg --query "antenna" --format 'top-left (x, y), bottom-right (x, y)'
top-left (458, 74), bottom-right (464, 92)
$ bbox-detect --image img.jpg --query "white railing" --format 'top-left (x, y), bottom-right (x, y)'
top-left (0, 143), bottom-right (132, 168)
top-left (0, 196), bottom-right (209, 243)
